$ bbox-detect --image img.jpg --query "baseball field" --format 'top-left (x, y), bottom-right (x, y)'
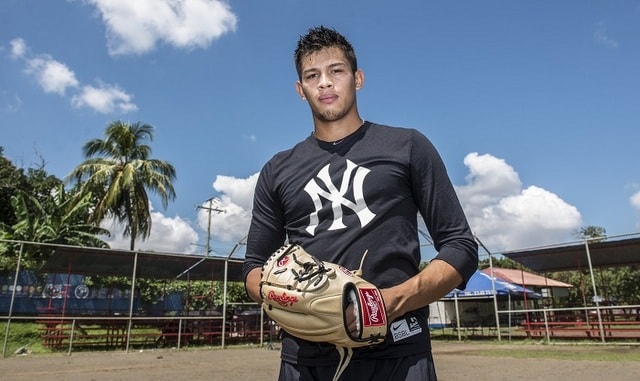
top-left (2, 341), bottom-right (640, 381)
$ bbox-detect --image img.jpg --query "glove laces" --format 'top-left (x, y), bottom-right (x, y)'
top-left (333, 346), bottom-right (353, 381)
top-left (291, 252), bottom-right (330, 285)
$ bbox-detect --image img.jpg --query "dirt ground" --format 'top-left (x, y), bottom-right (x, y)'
top-left (3, 342), bottom-right (640, 381)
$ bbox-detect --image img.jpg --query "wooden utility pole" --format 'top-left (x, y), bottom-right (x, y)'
top-left (196, 198), bottom-right (225, 256)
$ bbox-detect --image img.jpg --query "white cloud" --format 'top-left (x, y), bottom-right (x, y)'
top-left (71, 82), bottom-right (138, 113)
top-left (10, 40), bottom-right (78, 96)
top-left (9, 38), bottom-right (27, 59)
top-left (456, 153), bottom-right (582, 252)
top-left (630, 191), bottom-right (640, 210)
top-left (83, 0), bottom-right (237, 56)
top-left (212, 173), bottom-right (258, 210)
top-left (102, 206), bottom-right (199, 254)
top-left (8, 38), bottom-right (137, 114)
top-left (24, 55), bottom-right (79, 95)
top-left (457, 153), bottom-right (522, 209)
top-left (594, 21), bottom-right (619, 48)
top-left (2, 93), bottom-right (22, 113)
top-left (197, 173), bottom-right (259, 243)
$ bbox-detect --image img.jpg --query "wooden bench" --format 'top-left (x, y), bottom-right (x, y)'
top-left (37, 318), bottom-right (161, 350)
top-left (523, 320), bottom-right (640, 340)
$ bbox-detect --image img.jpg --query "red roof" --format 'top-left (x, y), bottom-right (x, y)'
top-left (481, 268), bottom-right (572, 288)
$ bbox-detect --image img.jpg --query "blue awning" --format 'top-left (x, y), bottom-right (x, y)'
top-left (442, 270), bottom-right (541, 300)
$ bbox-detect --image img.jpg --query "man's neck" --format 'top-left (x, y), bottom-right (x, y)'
top-left (313, 115), bottom-right (365, 142)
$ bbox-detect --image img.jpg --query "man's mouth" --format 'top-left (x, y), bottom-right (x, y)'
top-left (319, 94), bottom-right (338, 104)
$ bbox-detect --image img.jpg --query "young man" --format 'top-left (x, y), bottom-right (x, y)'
top-left (242, 26), bottom-right (478, 381)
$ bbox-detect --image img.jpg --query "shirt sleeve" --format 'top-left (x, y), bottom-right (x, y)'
top-left (242, 160), bottom-right (287, 280)
top-left (409, 130), bottom-right (478, 288)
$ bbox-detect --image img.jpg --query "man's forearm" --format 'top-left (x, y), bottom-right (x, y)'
top-left (381, 259), bottom-right (462, 322)
top-left (245, 267), bottom-right (263, 303)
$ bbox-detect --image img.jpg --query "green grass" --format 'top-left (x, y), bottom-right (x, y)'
top-left (0, 321), bottom-right (48, 355)
top-left (3, 321), bottom-right (640, 362)
top-left (475, 344), bottom-right (640, 362)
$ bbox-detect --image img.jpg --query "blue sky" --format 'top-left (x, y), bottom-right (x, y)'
top-left (1, 1), bottom-right (639, 260)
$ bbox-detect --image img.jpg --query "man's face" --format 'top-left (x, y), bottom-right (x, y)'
top-left (296, 47), bottom-right (362, 123)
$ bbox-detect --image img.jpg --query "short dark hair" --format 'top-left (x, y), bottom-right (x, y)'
top-left (294, 26), bottom-right (358, 80)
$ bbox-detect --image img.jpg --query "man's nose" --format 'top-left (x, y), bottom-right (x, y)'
top-left (318, 72), bottom-right (333, 88)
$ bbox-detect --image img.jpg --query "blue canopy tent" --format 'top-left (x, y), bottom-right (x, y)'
top-left (443, 270), bottom-right (540, 300)
top-left (441, 270), bottom-right (541, 340)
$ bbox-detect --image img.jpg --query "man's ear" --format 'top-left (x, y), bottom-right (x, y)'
top-left (355, 69), bottom-right (364, 90)
top-left (295, 81), bottom-right (306, 100)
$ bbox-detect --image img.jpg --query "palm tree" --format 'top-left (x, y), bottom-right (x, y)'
top-left (576, 225), bottom-right (607, 242)
top-left (67, 121), bottom-right (177, 250)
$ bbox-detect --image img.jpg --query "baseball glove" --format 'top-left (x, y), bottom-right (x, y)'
top-left (259, 244), bottom-right (387, 348)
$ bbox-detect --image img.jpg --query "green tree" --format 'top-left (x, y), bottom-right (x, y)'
top-left (576, 225), bottom-right (607, 241)
top-left (552, 226), bottom-right (640, 305)
top-left (67, 121), bottom-right (177, 250)
top-left (0, 147), bottom-right (28, 227)
top-left (1, 148), bottom-right (66, 227)
top-left (479, 256), bottom-right (525, 270)
top-left (161, 280), bottom-right (252, 311)
top-left (0, 186), bottom-right (110, 270)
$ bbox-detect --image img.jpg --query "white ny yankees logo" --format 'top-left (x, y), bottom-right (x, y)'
top-left (303, 159), bottom-right (376, 236)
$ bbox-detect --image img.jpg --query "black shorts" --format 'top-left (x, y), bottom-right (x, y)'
top-left (278, 351), bottom-right (437, 381)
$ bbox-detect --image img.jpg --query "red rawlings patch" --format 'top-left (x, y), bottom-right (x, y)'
top-left (268, 290), bottom-right (298, 307)
top-left (277, 255), bottom-right (290, 267)
top-left (358, 288), bottom-right (387, 327)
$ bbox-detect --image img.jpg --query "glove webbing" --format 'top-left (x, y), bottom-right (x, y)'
top-left (290, 251), bottom-right (330, 286)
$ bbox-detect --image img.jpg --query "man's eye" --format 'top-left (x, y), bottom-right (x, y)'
top-left (305, 73), bottom-right (318, 80)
